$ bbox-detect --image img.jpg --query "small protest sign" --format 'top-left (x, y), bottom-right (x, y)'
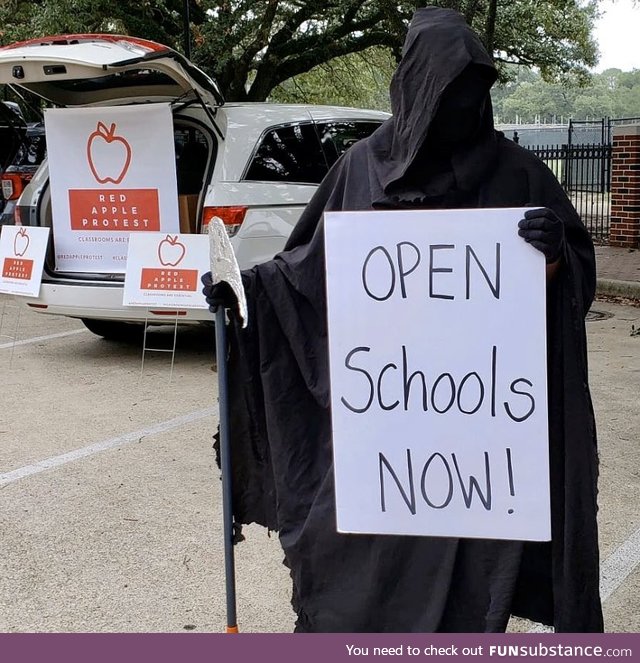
top-left (0, 225), bottom-right (50, 297)
top-left (324, 208), bottom-right (550, 541)
top-left (123, 232), bottom-right (210, 309)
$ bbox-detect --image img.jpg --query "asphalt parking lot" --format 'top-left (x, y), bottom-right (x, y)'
top-left (0, 293), bottom-right (638, 633)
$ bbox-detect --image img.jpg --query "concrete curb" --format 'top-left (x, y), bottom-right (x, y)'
top-left (596, 278), bottom-right (640, 301)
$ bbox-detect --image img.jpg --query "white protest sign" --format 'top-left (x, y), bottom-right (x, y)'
top-left (123, 232), bottom-right (210, 309)
top-left (324, 208), bottom-right (550, 542)
top-left (45, 104), bottom-right (179, 273)
top-left (0, 225), bottom-right (50, 297)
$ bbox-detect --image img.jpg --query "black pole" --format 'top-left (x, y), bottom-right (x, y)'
top-left (183, 0), bottom-right (192, 60)
top-left (215, 305), bottom-right (238, 633)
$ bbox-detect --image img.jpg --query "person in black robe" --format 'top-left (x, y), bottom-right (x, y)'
top-left (202, 6), bottom-right (603, 633)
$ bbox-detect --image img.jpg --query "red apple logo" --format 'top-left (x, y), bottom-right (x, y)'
top-left (13, 227), bottom-right (30, 257)
top-left (158, 235), bottom-right (186, 267)
top-left (87, 122), bottom-right (132, 185)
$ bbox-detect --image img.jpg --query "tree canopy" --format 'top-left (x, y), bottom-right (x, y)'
top-left (492, 67), bottom-right (640, 123)
top-left (0, 0), bottom-right (601, 102)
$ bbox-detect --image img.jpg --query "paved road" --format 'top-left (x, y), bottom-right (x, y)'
top-left (0, 294), bottom-right (638, 633)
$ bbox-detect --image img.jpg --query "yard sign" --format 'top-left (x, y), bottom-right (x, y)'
top-left (45, 104), bottom-right (179, 273)
top-left (122, 232), bottom-right (210, 309)
top-left (0, 225), bottom-right (50, 297)
top-left (324, 208), bottom-right (550, 541)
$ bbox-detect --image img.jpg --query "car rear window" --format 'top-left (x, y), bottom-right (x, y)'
top-left (244, 122), bottom-right (329, 184)
top-left (244, 119), bottom-right (382, 184)
top-left (317, 121), bottom-right (382, 166)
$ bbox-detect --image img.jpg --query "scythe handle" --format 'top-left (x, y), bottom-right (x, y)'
top-left (214, 304), bottom-right (238, 633)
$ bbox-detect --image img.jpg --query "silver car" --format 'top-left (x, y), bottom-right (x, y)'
top-left (0, 34), bottom-right (388, 339)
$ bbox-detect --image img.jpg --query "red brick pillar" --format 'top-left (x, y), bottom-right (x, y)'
top-left (609, 125), bottom-right (640, 248)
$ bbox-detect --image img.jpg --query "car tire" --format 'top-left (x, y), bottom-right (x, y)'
top-left (81, 318), bottom-right (144, 342)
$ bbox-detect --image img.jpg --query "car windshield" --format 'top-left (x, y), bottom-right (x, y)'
top-left (0, 100), bottom-right (26, 170)
top-left (11, 124), bottom-right (46, 168)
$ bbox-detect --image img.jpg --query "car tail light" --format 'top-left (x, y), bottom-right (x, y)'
top-left (1, 172), bottom-right (32, 200)
top-left (201, 206), bottom-right (247, 238)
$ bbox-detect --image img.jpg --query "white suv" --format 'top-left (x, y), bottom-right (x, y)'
top-left (0, 34), bottom-right (388, 339)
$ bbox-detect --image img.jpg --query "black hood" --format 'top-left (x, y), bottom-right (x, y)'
top-left (368, 7), bottom-right (498, 204)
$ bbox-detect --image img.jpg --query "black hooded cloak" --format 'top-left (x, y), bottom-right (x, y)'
top-left (221, 7), bottom-right (602, 633)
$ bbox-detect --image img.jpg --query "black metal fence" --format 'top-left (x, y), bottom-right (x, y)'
top-left (507, 117), bottom-right (640, 242)
top-left (569, 117), bottom-right (640, 146)
top-left (526, 143), bottom-right (612, 241)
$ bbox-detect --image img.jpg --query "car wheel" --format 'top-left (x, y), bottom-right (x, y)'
top-left (81, 318), bottom-right (144, 342)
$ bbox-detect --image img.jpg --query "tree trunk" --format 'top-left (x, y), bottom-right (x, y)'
top-left (484, 0), bottom-right (497, 57)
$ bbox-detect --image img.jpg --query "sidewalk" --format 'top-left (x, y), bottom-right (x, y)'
top-left (594, 245), bottom-right (640, 301)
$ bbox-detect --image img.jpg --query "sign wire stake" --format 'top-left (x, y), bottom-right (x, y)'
top-left (139, 312), bottom-right (180, 383)
top-left (0, 298), bottom-right (22, 367)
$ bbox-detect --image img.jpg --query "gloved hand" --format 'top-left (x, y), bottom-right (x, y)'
top-left (517, 208), bottom-right (565, 264)
top-left (201, 271), bottom-right (239, 315)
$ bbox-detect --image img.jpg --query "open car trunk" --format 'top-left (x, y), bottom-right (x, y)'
top-left (0, 34), bottom-right (223, 108)
top-left (0, 34), bottom-right (222, 280)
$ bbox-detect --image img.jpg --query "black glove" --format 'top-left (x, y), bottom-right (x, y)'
top-left (517, 208), bottom-right (565, 264)
top-left (201, 271), bottom-right (239, 314)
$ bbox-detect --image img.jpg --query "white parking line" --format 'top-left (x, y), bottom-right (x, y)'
top-left (0, 328), bottom-right (87, 350)
top-left (3, 401), bottom-right (637, 625)
top-left (600, 525), bottom-right (640, 602)
top-left (0, 407), bottom-right (217, 487)
top-left (528, 527), bottom-right (640, 632)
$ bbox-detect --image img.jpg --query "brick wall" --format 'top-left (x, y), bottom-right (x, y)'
top-left (610, 125), bottom-right (640, 248)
